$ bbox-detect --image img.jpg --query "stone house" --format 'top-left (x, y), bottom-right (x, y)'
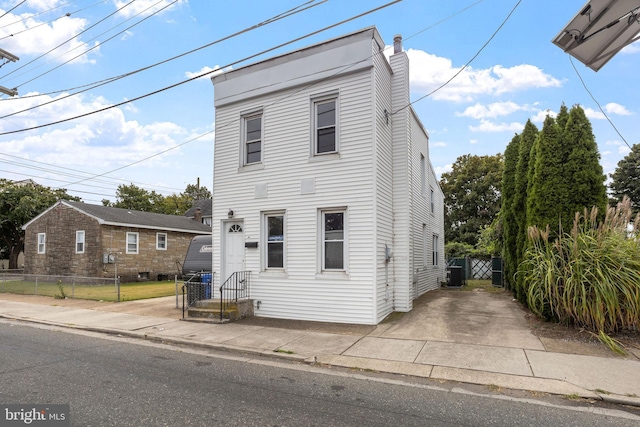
top-left (22, 201), bottom-right (212, 282)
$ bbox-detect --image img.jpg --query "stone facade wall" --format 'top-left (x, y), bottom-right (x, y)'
top-left (24, 204), bottom-right (199, 282)
top-left (24, 203), bottom-right (103, 277)
top-left (100, 225), bottom-right (194, 282)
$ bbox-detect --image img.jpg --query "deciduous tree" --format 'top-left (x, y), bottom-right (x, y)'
top-left (439, 154), bottom-right (503, 246)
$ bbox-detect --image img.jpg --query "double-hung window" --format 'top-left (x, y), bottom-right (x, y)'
top-left (430, 188), bottom-right (435, 214)
top-left (37, 233), bottom-right (46, 254)
top-left (313, 95), bottom-right (338, 155)
top-left (76, 230), bottom-right (85, 254)
top-left (321, 210), bottom-right (345, 270)
top-left (156, 233), bottom-right (167, 250)
top-left (432, 234), bottom-right (439, 266)
top-left (243, 112), bottom-right (262, 165)
top-left (265, 213), bottom-right (285, 269)
top-left (126, 232), bottom-right (139, 254)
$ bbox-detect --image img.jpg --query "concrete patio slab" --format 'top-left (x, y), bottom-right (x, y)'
top-left (415, 341), bottom-right (533, 376)
top-left (377, 290), bottom-right (544, 350)
top-left (342, 336), bottom-right (426, 362)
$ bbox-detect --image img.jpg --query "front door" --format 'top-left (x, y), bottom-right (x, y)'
top-left (223, 221), bottom-right (245, 282)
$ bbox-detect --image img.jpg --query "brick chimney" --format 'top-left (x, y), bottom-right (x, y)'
top-left (194, 207), bottom-right (202, 223)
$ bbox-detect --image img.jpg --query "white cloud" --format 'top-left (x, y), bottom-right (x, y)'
top-left (431, 141), bottom-right (447, 147)
top-left (469, 120), bottom-right (524, 133)
top-left (606, 140), bottom-right (632, 156)
top-left (604, 102), bottom-right (632, 115)
top-left (584, 107), bottom-right (605, 120)
top-left (531, 110), bottom-right (555, 123)
top-left (114, 0), bottom-right (185, 19)
top-left (0, 92), bottom-right (188, 173)
top-left (457, 101), bottom-right (528, 119)
top-left (469, 139), bottom-right (478, 144)
top-left (435, 164), bottom-right (452, 178)
top-left (185, 65), bottom-right (226, 80)
top-left (0, 12), bottom-right (97, 65)
top-left (407, 49), bottom-right (562, 102)
top-left (621, 40), bottom-right (640, 54)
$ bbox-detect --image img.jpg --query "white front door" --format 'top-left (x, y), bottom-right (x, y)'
top-left (223, 221), bottom-right (245, 282)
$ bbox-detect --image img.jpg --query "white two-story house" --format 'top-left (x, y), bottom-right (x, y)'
top-left (210, 27), bottom-right (445, 325)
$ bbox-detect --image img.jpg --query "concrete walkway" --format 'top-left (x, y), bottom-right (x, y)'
top-left (1, 290), bottom-right (639, 407)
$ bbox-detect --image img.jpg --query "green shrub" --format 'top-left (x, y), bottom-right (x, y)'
top-left (521, 197), bottom-right (640, 335)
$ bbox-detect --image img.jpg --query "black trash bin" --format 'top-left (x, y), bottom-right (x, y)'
top-left (447, 266), bottom-right (463, 287)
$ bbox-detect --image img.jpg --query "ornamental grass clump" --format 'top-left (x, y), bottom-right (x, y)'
top-left (521, 197), bottom-right (640, 340)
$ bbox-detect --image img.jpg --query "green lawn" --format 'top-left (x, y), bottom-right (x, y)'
top-left (0, 279), bottom-right (179, 302)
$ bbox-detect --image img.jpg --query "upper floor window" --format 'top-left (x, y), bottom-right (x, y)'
top-left (432, 234), bottom-right (439, 266)
top-left (313, 95), bottom-right (338, 155)
top-left (126, 232), bottom-right (139, 254)
top-left (430, 188), bottom-right (435, 214)
top-left (420, 154), bottom-right (426, 197)
top-left (37, 233), bottom-right (46, 254)
top-left (243, 112), bottom-right (262, 165)
top-left (156, 233), bottom-right (167, 250)
top-left (321, 210), bottom-right (345, 271)
top-left (76, 230), bottom-right (85, 254)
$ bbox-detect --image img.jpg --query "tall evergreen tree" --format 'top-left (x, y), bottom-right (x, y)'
top-left (513, 120), bottom-right (538, 279)
top-left (610, 143), bottom-right (640, 214)
top-left (527, 115), bottom-right (571, 236)
top-left (501, 133), bottom-right (520, 290)
top-left (563, 105), bottom-right (607, 218)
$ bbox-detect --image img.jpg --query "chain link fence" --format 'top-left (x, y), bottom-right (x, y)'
top-left (0, 272), bottom-right (120, 301)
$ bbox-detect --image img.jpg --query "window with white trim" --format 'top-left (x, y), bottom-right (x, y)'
top-left (264, 213), bottom-right (285, 269)
top-left (37, 233), bottom-right (46, 254)
top-left (312, 95), bottom-right (338, 155)
top-left (430, 188), bottom-right (435, 214)
top-left (432, 234), bottom-right (439, 266)
top-left (321, 210), bottom-right (345, 270)
top-left (126, 232), bottom-right (139, 254)
top-left (422, 224), bottom-right (428, 267)
top-left (420, 154), bottom-right (426, 197)
top-left (76, 230), bottom-right (85, 254)
top-left (156, 233), bottom-right (167, 250)
top-left (243, 112), bottom-right (262, 165)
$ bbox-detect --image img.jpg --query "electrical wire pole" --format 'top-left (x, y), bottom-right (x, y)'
top-left (0, 47), bottom-right (19, 96)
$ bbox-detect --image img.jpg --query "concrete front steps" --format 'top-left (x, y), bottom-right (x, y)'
top-left (184, 299), bottom-right (254, 323)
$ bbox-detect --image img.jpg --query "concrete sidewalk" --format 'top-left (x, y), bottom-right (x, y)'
top-left (1, 292), bottom-right (639, 408)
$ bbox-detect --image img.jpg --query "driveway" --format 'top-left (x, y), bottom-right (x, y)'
top-left (371, 288), bottom-right (545, 350)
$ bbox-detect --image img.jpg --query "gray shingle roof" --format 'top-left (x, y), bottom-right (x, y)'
top-left (184, 199), bottom-right (212, 218)
top-left (64, 201), bottom-right (212, 234)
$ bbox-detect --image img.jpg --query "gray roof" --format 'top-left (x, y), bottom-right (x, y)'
top-left (184, 199), bottom-right (212, 218)
top-left (61, 201), bottom-right (212, 234)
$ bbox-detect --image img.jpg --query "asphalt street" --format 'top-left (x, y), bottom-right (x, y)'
top-left (1, 320), bottom-right (639, 427)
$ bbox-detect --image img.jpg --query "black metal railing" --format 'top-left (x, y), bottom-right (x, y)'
top-left (219, 271), bottom-right (251, 321)
top-left (181, 272), bottom-right (214, 318)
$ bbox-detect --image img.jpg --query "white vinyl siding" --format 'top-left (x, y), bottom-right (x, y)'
top-left (156, 233), bottom-right (167, 250)
top-left (75, 230), bottom-right (85, 254)
top-left (126, 232), bottom-right (139, 254)
top-left (213, 67), bottom-right (375, 324)
top-left (37, 233), bottom-right (46, 254)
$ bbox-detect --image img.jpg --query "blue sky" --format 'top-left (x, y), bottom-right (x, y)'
top-left (0, 0), bottom-right (637, 204)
